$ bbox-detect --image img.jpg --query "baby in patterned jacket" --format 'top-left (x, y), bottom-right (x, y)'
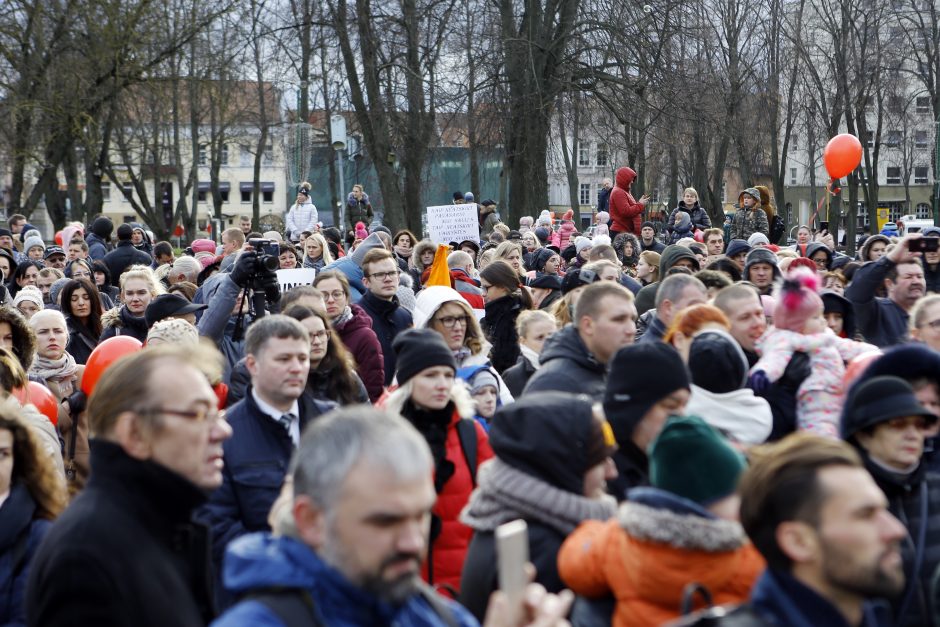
top-left (749, 269), bottom-right (877, 437)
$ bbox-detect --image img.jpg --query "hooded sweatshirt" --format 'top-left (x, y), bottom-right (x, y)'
top-left (609, 168), bottom-right (644, 236)
top-left (634, 245), bottom-right (700, 315)
top-left (668, 212), bottom-right (693, 244)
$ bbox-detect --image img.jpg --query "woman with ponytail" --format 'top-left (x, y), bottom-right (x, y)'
top-left (748, 268), bottom-right (877, 437)
top-left (479, 260), bottom-right (533, 374)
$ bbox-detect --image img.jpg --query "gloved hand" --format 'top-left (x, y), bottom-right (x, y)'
top-left (230, 251), bottom-right (256, 288)
top-left (747, 370), bottom-right (770, 393)
top-left (65, 390), bottom-right (86, 415)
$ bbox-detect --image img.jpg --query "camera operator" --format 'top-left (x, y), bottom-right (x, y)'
top-left (197, 242), bottom-right (281, 380)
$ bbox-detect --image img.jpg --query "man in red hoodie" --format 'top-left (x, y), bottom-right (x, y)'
top-left (609, 167), bottom-right (649, 237)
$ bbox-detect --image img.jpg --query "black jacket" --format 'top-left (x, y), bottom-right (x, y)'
top-left (26, 440), bottom-right (215, 627)
top-left (523, 325), bottom-right (606, 400)
top-left (99, 306), bottom-right (149, 344)
top-left (357, 291), bottom-right (413, 386)
top-left (607, 440), bottom-right (649, 501)
top-left (745, 348), bottom-right (810, 441)
top-left (501, 354), bottom-right (537, 399)
top-left (481, 295), bottom-right (523, 374)
top-left (0, 483), bottom-right (49, 626)
top-left (65, 314), bottom-right (98, 365)
top-left (845, 257), bottom-right (911, 347)
top-left (102, 241), bottom-right (152, 287)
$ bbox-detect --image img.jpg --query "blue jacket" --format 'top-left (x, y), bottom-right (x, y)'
top-left (845, 257), bottom-right (911, 347)
top-left (199, 390), bottom-right (335, 569)
top-left (212, 533), bottom-right (478, 627)
top-left (85, 232), bottom-right (110, 261)
top-left (0, 483), bottom-right (49, 626)
top-left (357, 290), bottom-right (413, 386)
top-left (322, 256), bottom-right (366, 304)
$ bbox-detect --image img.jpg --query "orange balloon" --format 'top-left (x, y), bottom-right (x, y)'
top-left (843, 350), bottom-right (882, 391)
top-left (13, 382), bottom-right (59, 426)
top-left (54, 231), bottom-right (63, 246)
top-left (81, 336), bottom-right (143, 396)
top-left (823, 134), bottom-right (863, 179)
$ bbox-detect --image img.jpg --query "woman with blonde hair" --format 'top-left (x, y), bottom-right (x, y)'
top-left (302, 233), bottom-right (333, 271)
top-left (100, 265), bottom-right (164, 343)
top-left (494, 241), bottom-right (525, 282)
top-left (0, 401), bottom-right (67, 624)
top-left (636, 250), bottom-right (661, 286)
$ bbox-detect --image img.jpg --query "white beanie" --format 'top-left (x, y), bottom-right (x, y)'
top-left (592, 235), bottom-right (612, 247)
top-left (748, 232), bottom-right (770, 247)
top-left (575, 236), bottom-right (593, 254)
top-left (537, 210), bottom-right (552, 226)
top-left (13, 286), bottom-right (43, 310)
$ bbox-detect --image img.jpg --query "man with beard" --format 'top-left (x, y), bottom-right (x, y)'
top-left (847, 233), bottom-right (928, 347)
top-left (725, 434), bottom-right (907, 626)
top-left (212, 407), bottom-right (573, 626)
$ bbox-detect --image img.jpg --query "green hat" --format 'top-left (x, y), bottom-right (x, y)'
top-left (649, 416), bottom-right (746, 506)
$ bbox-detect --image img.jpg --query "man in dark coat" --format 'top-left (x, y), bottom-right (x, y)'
top-left (26, 345), bottom-right (233, 627)
top-left (524, 282), bottom-right (636, 401)
top-left (85, 216), bottom-right (113, 261)
top-left (103, 223), bottom-right (152, 286)
top-left (358, 249), bottom-right (413, 386)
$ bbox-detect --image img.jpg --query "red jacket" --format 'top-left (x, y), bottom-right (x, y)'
top-left (425, 410), bottom-right (493, 594)
top-left (609, 167), bottom-right (644, 235)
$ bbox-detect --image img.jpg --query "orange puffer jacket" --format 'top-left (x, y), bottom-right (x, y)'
top-left (558, 494), bottom-right (764, 627)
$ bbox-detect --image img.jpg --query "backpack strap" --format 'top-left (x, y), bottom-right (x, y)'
top-left (456, 419), bottom-right (478, 486)
top-left (246, 587), bottom-right (321, 627)
top-left (417, 581), bottom-right (460, 627)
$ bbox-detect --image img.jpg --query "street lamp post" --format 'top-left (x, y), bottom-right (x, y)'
top-left (331, 115), bottom-right (347, 230)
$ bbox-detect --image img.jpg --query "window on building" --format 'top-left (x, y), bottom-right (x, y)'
top-left (917, 96), bottom-right (931, 114)
top-left (917, 203), bottom-right (932, 219)
top-left (197, 182), bottom-right (208, 203)
top-left (240, 144), bottom-right (252, 167)
top-left (198, 144), bottom-right (207, 166)
top-left (596, 144), bottom-right (608, 167)
top-left (578, 145), bottom-right (590, 167)
top-left (915, 166), bottom-right (930, 184)
top-left (862, 130), bottom-right (874, 148)
top-left (791, 134), bottom-right (799, 150)
top-left (885, 130), bottom-right (902, 147)
top-left (220, 144), bottom-right (229, 165)
top-left (101, 182), bottom-right (111, 201)
top-left (790, 167), bottom-right (797, 185)
top-left (263, 143), bottom-right (274, 165)
top-left (886, 166), bottom-right (902, 184)
top-left (916, 130), bottom-right (930, 149)
top-left (579, 183), bottom-right (591, 205)
top-left (261, 182), bottom-right (274, 203)
top-left (121, 183), bottom-right (133, 202)
top-left (240, 182), bottom-right (252, 203)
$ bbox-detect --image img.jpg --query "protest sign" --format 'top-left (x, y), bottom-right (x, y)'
top-left (426, 203), bottom-right (479, 245)
top-left (277, 268), bottom-right (317, 292)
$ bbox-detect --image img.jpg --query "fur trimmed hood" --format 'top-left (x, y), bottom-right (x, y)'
top-left (618, 500), bottom-right (747, 553)
top-left (101, 306), bottom-right (123, 329)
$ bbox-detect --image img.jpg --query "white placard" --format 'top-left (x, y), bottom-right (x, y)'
top-left (426, 203), bottom-right (480, 246)
top-left (277, 268), bottom-right (317, 292)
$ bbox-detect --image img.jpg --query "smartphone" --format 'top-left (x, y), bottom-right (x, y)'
top-left (819, 221), bottom-right (829, 232)
top-left (910, 238), bottom-right (940, 253)
top-left (496, 519), bottom-right (529, 624)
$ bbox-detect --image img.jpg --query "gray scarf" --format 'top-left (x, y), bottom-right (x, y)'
top-left (460, 458), bottom-right (617, 535)
top-left (332, 306), bottom-right (354, 329)
top-left (30, 352), bottom-right (78, 398)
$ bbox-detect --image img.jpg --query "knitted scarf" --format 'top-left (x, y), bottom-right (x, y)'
top-left (332, 306), bottom-right (354, 329)
top-left (461, 458), bottom-right (617, 535)
top-left (30, 352), bottom-right (78, 396)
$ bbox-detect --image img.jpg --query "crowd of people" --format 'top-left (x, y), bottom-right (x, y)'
top-left (0, 170), bottom-right (935, 626)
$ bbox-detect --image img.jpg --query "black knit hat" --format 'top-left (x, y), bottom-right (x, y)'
top-left (0, 228), bottom-right (12, 239)
top-left (529, 274), bottom-right (562, 290)
top-left (393, 328), bottom-right (457, 385)
top-left (688, 330), bottom-right (749, 394)
top-left (725, 239), bottom-right (751, 259)
top-left (641, 221), bottom-right (655, 230)
top-left (532, 248), bottom-right (556, 273)
top-left (604, 343), bottom-right (690, 445)
top-left (841, 376), bottom-right (937, 441)
top-left (91, 216), bottom-right (113, 239)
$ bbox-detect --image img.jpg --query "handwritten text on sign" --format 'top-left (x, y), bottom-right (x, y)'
top-left (426, 203), bottom-right (480, 246)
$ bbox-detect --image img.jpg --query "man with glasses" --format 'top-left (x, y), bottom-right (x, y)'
top-left (27, 344), bottom-right (233, 626)
top-left (201, 316), bottom-right (335, 585)
top-left (358, 249), bottom-right (413, 385)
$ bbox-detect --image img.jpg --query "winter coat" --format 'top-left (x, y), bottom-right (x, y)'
top-left (558, 487), bottom-right (764, 627)
top-left (667, 201), bottom-right (711, 233)
top-left (846, 256), bottom-right (913, 347)
top-left (345, 192), bottom-right (373, 231)
top-left (84, 232), bottom-right (110, 261)
top-left (551, 222), bottom-right (579, 252)
top-left (851, 447), bottom-right (940, 627)
top-left (99, 306), bottom-right (149, 344)
top-left (27, 440), bottom-right (215, 627)
top-left (613, 233), bottom-right (640, 269)
top-left (732, 207), bottom-right (769, 241)
top-left (479, 206), bottom-right (499, 239)
top-left (358, 291), bottom-right (413, 386)
top-left (102, 241), bottom-right (152, 287)
top-left (804, 242), bottom-right (833, 270)
top-left (200, 389), bottom-right (335, 569)
top-left (335, 304), bottom-right (385, 401)
top-left (501, 350), bottom-right (538, 399)
top-left (382, 385), bottom-right (494, 595)
top-left (754, 328), bottom-right (876, 437)
top-left (480, 294), bottom-right (524, 374)
top-left (196, 274), bottom-right (248, 382)
top-left (451, 270), bottom-right (485, 310)
top-left (411, 240), bottom-right (438, 289)
top-left (609, 167), bottom-right (645, 236)
top-left (523, 325), bottom-right (606, 400)
top-left (0, 483), bottom-right (50, 626)
top-left (598, 186), bottom-right (612, 213)
top-left (286, 200), bottom-right (318, 238)
top-left (685, 384), bottom-right (773, 445)
top-left (214, 534), bottom-right (478, 627)
top-left (65, 314), bottom-right (98, 365)
top-left (668, 212), bottom-right (694, 244)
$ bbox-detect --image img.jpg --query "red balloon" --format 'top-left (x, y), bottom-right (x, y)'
top-left (843, 350), bottom-right (882, 390)
top-left (13, 382), bottom-right (59, 426)
top-left (823, 134), bottom-right (863, 179)
top-left (54, 231), bottom-right (63, 246)
top-left (82, 336), bottom-right (143, 396)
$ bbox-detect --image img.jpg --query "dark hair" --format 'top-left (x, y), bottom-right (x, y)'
top-left (283, 305), bottom-right (363, 405)
top-left (153, 241), bottom-right (174, 259)
top-left (0, 307), bottom-right (36, 370)
top-left (480, 260), bottom-right (533, 309)
top-left (60, 279), bottom-right (103, 338)
top-left (91, 259), bottom-right (112, 289)
top-left (393, 230), bottom-right (417, 249)
top-left (739, 434), bottom-right (862, 571)
top-left (704, 256), bottom-right (743, 283)
top-left (197, 260), bottom-right (221, 286)
top-left (8, 261), bottom-right (42, 297)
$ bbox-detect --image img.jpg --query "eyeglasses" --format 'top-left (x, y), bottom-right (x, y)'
top-left (884, 415), bottom-right (937, 431)
top-left (145, 406), bottom-right (226, 424)
top-left (322, 290), bottom-right (345, 301)
top-left (368, 271), bottom-right (398, 281)
top-left (72, 271), bottom-right (91, 279)
top-left (434, 315), bottom-right (470, 328)
top-left (310, 330), bottom-right (329, 341)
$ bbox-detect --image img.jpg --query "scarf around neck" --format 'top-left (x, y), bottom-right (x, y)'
top-left (31, 352), bottom-right (78, 396)
top-left (332, 306), bottom-right (354, 329)
top-left (519, 344), bottom-right (540, 369)
top-left (461, 458), bottom-right (617, 535)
